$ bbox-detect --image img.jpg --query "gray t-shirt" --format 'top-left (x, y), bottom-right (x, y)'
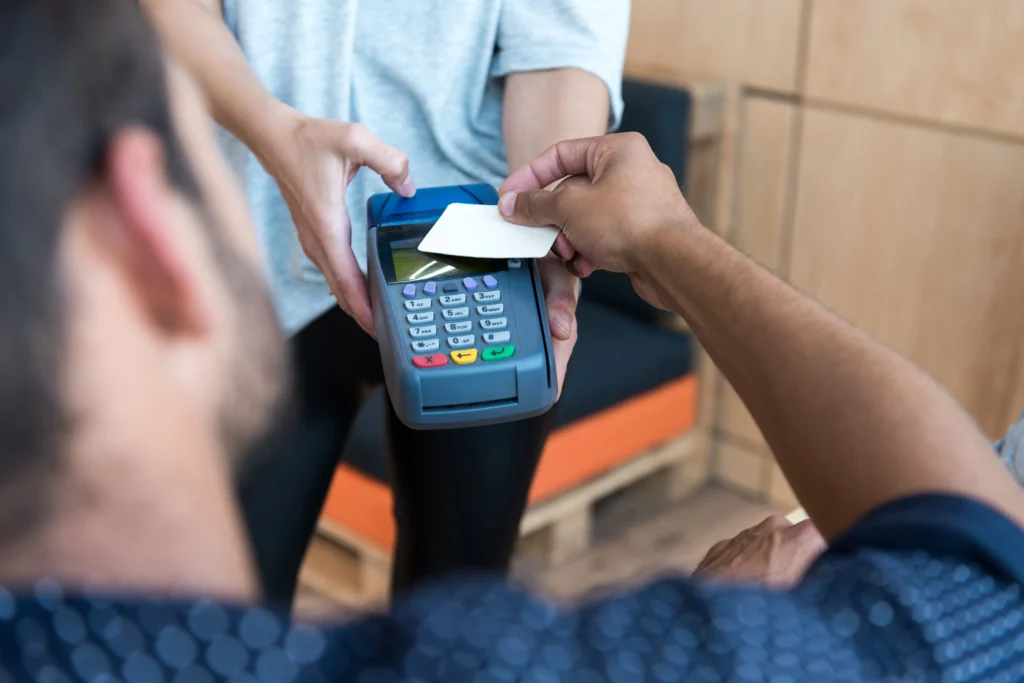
top-left (218, 0), bottom-right (629, 334)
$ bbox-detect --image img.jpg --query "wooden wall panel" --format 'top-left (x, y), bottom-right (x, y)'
top-left (715, 440), bottom-right (768, 497)
top-left (720, 384), bottom-right (763, 446)
top-left (626, 0), bottom-right (805, 93)
top-left (718, 96), bottom-right (797, 446)
top-left (790, 107), bottom-right (1024, 437)
top-left (805, 0), bottom-right (1024, 139)
top-left (733, 97), bottom-right (796, 271)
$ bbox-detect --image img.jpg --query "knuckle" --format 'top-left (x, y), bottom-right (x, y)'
top-left (619, 131), bottom-right (649, 151)
top-left (390, 151), bottom-right (410, 178)
top-left (343, 123), bottom-right (372, 151)
top-left (394, 150), bottom-right (410, 171)
top-left (757, 515), bottom-right (789, 532)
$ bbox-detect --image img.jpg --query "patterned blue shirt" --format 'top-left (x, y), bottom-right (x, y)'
top-left (1, 494), bottom-right (1024, 682)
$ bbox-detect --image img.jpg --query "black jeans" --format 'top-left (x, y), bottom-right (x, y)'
top-left (238, 306), bottom-right (553, 605)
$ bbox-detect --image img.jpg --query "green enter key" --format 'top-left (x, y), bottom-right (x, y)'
top-left (482, 345), bottom-right (515, 361)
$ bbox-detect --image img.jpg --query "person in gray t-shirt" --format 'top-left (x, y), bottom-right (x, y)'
top-left (143, 0), bottom-right (629, 604)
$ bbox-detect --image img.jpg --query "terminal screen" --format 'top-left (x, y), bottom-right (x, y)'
top-left (391, 248), bottom-right (501, 283)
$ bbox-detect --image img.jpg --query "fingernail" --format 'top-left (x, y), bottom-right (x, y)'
top-left (400, 177), bottom-right (416, 197)
top-left (499, 192), bottom-right (517, 216)
top-left (552, 311), bottom-right (571, 338)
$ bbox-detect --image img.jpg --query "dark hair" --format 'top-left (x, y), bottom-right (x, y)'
top-left (0, 0), bottom-right (200, 537)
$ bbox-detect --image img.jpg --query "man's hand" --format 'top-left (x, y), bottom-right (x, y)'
top-left (498, 133), bottom-right (695, 295)
top-left (264, 115), bottom-right (415, 337)
top-left (497, 137), bottom-right (1024, 542)
top-left (694, 516), bottom-right (826, 589)
top-left (499, 133), bottom-right (688, 387)
top-left (501, 68), bottom-right (614, 398)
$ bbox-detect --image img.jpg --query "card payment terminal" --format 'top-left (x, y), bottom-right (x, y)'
top-left (367, 184), bottom-right (557, 430)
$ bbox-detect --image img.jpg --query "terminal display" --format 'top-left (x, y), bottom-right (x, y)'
top-left (390, 248), bottom-right (501, 284)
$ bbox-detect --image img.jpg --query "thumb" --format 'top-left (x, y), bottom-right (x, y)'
top-left (342, 123), bottom-right (416, 197)
top-left (498, 189), bottom-right (563, 228)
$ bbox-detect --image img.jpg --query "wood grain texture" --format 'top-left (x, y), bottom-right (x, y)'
top-left (524, 486), bottom-right (776, 601)
top-left (718, 97), bottom-right (798, 446)
top-left (714, 439), bottom-right (769, 497)
top-left (804, 0), bottom-right (1024, 139)
top-left (767, 462), bottom-right (800, 511)
top-left (733, 96), bottom-right (797, 271)
top-left (720, 382), bottom-right (764, 446)
top-left (626, 0), bottom-right (805, 92)
top-left (790, 107), bottom-right (1024, 437)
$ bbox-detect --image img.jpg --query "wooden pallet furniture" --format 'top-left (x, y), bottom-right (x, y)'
top-left (300, 377), bottom-right (703, 608)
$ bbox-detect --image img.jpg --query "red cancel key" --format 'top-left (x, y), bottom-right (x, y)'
top-left (412, 354), bottom-right (448, 369)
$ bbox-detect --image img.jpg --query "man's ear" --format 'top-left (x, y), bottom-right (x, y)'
top-left (102, 127), bottom-right (212, 336)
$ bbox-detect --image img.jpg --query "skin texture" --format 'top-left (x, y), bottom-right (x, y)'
top-left (694, 516), bottom-right (827, 589)
top-left (499, 133), bottom-right (1024, 549)
top-left (502, 68), bottom-right (610, 392)
top-left (1, 64), bottom-right (287, 600)
top-left (141, 1), bottom-right (613, 392)
top-left (140, 0), bottom-right (413, 337)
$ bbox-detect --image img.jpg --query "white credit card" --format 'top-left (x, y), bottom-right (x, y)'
top-left (417, 203), bottom-right (558, 259)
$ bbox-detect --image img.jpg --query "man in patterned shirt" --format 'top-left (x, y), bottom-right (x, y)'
top-left (2, 1), bottom-right (1024, 681)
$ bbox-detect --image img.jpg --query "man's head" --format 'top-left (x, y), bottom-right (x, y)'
top-left (0, 0), bottom-right (290, 560)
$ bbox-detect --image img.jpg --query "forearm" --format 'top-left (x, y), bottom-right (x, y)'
top-left (141, 0), bottom-right (297, 167)
top-left (643, 221), bottom-right (1024, 537)
top-left (503, 69), bottom-right (609, 171)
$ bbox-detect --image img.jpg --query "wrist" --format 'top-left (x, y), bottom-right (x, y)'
top-left (242, 101), bottom-right (304, 177)
top-left (627, 207), bottom-right (704, 276)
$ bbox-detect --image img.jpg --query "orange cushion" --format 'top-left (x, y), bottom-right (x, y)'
top-left (319, 375), bottom-right (698, 551)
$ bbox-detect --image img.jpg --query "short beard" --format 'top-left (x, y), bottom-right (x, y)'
top-left (202, 210), bottom-right (295, 477)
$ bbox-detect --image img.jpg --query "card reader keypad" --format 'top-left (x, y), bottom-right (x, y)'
top-left (405, 274), bottom-right (515, 367)
top-left (409, 325), bottom-right (436, 338)
top-left (407, 311), bottom-right (433, 324)
top-left (404, 298), bottom-right (431, 311)
top-left (411, 339), bottom-right (440, 353)
top-left (483, 331), bottom-right (511, 345)
top-left (479, 317), bottom-right (506, 330)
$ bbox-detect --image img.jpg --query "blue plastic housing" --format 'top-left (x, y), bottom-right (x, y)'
top-left (367, 184), bottom-right (557, 430)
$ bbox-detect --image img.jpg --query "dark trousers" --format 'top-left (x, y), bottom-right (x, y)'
top-left (237, 306), bottom-right (552, 605)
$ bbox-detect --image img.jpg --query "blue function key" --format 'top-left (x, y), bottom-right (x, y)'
top-left (423, 281), bottom-right (437, 295)
top-left (402, 284), bottom-right (416, 298)
top-left (483, 275), bottom-right (498, 289)
top-left (463, 277), bottom-right (478, 291)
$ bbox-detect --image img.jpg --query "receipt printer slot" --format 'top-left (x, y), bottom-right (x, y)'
top-left (420, 367), bottom-right (517, 408)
